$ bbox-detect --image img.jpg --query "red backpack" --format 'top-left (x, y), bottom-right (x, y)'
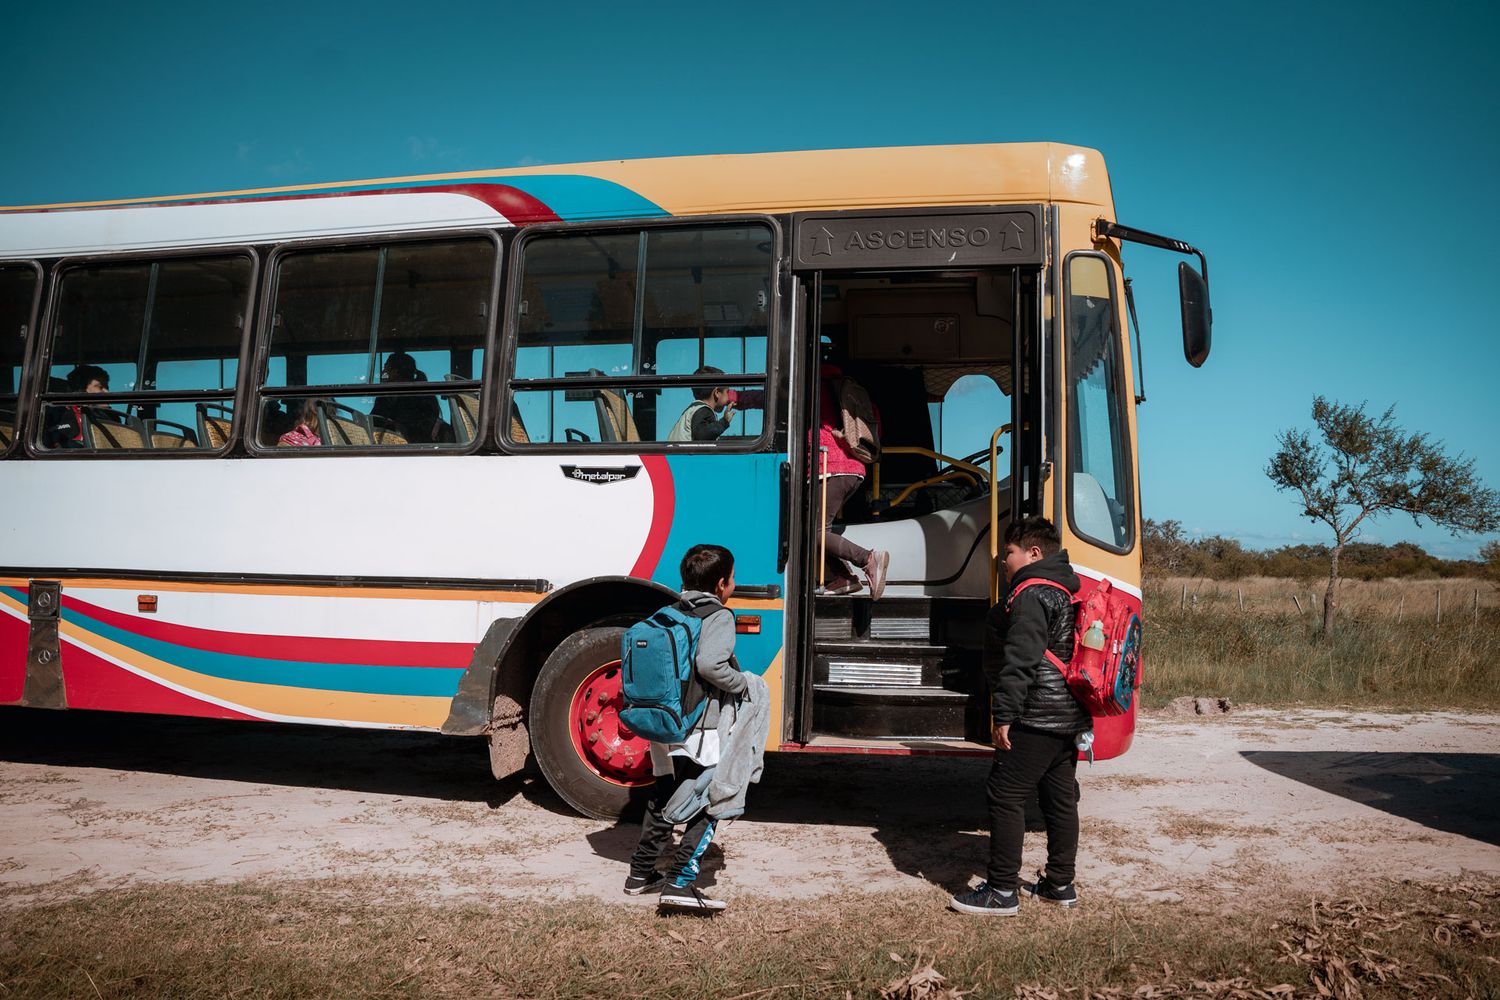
top-left (1007, 576), bottom-right (1142, 716)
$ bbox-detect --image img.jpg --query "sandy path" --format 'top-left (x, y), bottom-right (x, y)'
top-left (1, 706), bottom-right (1496, 905)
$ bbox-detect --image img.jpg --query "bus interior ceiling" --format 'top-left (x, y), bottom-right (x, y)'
top-left (805, 269), bottom-right (1017, 744)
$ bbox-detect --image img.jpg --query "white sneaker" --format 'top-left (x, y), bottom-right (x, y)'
top-left (863, 550), bottom-right (890, 600)
top-left (658, 882), bottom-right (727, 912)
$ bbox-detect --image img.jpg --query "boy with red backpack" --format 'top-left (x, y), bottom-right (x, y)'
top-left (951, 516), bottom-right (1092, 916)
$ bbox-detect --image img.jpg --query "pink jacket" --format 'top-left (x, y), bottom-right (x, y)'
top-left (818, 364), bottom-right (876, 478)
top-left (278, 423), bottom-right (321, 447)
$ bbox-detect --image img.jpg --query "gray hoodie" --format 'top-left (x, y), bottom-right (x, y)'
top-left (680, 589), bottom-right (748, 730)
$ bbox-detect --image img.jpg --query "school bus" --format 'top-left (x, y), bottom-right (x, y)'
top-left (0, 143), bottom-right (1210, 817)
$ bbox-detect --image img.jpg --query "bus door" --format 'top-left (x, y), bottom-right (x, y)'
top-left (787, 208), bottom-right (1045, 746)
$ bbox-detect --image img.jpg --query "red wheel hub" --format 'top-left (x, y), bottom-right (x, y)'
top-left (569, 659), bottom-right (652, 786)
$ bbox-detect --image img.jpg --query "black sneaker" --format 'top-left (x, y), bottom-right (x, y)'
top-left (1019, 874), bottom-right (1078, 907)
top-left (948, 882), bottom-right (1019, 916)
top-left (624, 872), bottom-right (666, 896)
top-left (658, 881), bottom-right (727, 912)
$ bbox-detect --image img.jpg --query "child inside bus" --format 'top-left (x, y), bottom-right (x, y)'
top-left (950, 516), bottom-right (1091, 916)
top-left (277, 398), bottom-right (322, 447)
top-left (625, 543), bottom-right (747, 912)
top-left (665, 366), bottom-right (764, 442)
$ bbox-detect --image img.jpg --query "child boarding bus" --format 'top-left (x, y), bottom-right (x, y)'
top-left (0, 143), bottom-right (1211, 818)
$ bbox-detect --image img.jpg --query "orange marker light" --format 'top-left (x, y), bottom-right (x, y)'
top-left (735, 615), bottom-right (761, 634)
top-left (137, 595), bottom-right (158, 613)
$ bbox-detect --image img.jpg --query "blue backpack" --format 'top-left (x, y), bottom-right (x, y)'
top-left (619, 597), bottom-right (723, 744)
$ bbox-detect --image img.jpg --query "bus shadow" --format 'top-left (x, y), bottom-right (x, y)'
top-left (1241, 751), bottom-right (1500, 847)
top-left (0, 706), bottom-right (571, 815)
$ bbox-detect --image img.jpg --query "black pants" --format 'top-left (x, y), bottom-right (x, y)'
top-left (629, 757), bottom-right (718, 886)
top-left (986, 725), bottom-right (1080, 891)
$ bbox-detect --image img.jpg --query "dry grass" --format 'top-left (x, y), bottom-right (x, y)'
top-left (1141, 578), bottom-right (1500, 710)
top-left (0, 877), bottom-right (1495, 999)
top-left (1156, 575), bottom-right (1500, 620)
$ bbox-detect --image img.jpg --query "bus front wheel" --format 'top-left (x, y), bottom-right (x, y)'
top-left (530, 626), bottom-right (656, 820)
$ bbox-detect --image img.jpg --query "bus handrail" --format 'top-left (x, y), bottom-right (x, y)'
top-left (988, 424), bottom-right (1012, 605)
top-left (870, 446), bottom-right (987, 500)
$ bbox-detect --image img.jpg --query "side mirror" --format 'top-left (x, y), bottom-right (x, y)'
top-left (1178, 262), bottom-right (1212, 368)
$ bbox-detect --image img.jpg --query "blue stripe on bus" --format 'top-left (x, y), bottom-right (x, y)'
top-left (496, 175), bottom-right (669, 222)
top-left (59, 603), bottom-right (464, 698)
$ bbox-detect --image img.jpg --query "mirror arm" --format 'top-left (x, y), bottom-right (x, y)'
top-left (1094, 218), bottom-right (1209, 284)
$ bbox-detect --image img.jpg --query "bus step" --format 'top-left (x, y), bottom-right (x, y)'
top-left (812, 684), bottom-right (969, 740)
top-left (812, 594), bottom-right (986, 647)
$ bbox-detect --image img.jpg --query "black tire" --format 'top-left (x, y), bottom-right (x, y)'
top-left (530, 626), bottom-right (654, 820)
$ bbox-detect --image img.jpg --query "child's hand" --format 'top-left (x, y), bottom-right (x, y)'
top-left (991, 723), bottom-right (1011, 750)
top-left (722, 400), bottom-right (737, 420)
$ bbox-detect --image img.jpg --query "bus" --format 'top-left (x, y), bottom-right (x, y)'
top-left (0, 143), bottom-right (1211, 818)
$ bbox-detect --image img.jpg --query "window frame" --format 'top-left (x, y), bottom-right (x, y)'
top-left (0, 259), bottom-right (44, 460)
top-left (499, 214), bottom-right (782, 453)
top-left (27, 247), bottom-right (260, 460)
top-left (245, 227), bottom-right (504, 458)
top-left (1061, 250), bottom-right (1136, 554)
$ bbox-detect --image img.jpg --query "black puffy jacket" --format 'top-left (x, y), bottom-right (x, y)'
top-left (984, 549), bottom-right (1092, 735)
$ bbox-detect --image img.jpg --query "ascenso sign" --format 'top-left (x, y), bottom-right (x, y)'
top-left (793, 208), bottom-right (1043, 270)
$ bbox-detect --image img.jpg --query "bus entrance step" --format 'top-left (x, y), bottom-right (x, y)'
top-left (811, 684), bottom-right (969, 740)
top-left (812, 594), bottom-right (986, 647)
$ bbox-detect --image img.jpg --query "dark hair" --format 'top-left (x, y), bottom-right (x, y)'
top-left (382, 351), bottom-right (418, 379)
top-left (691, 365), bottom-right (725, 402)
top-left (680, 543), bottom-right (734, 592)
top-left (1004, 516), bottom-right (1061, 556)
top-left (67, 364), bottom-right (109, 391)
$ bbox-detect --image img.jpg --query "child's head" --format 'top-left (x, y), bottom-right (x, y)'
top-left (1002, 516), bottom-right (1061, 581)
top-left (681, 543), bottom-right (735, 602)
top-left (690, 366), bottom-right (734, 412)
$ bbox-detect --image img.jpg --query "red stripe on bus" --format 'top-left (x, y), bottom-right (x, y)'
top-left (60, 643), bottom-right (259, 720)
top-left (629, 454), bottom-right (675, 579)
top-left (58, 594), bottom-right (476, 669)
top-left (0, 610), bottom-right (28, 704)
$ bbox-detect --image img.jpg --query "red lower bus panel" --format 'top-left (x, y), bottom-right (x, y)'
top-left (60, 641), bottom-right (258, 721)
top-left (0, 610), bottom-right (27, 704)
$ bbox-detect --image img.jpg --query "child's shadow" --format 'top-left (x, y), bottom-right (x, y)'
top-left (872, 795), bottom-right (1046, 896)
top-left (585, 823), bottom-right (725, 889)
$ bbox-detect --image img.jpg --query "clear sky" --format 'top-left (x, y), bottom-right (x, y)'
top-left (4, 0), bottom-right (1497, 557)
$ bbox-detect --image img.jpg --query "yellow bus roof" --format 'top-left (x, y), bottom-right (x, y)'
top-left (6, 142), bottom-right (1115, 216)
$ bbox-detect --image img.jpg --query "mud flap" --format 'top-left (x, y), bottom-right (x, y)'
top-left (487, 693), bottom-right (529, 781)
top-left (23, 581), bottom-right (66, 710)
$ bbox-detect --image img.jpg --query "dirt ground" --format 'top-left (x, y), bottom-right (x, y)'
top-left (1, 706), bottom-right (1497, 907)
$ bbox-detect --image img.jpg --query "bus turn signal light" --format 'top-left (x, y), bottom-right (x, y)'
top-left (138, 595), bottom-right (158, 614)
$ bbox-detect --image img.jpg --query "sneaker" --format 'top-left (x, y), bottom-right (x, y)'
top-left (863, 550), bottom-right (890, 600)
top-left (658, 881), bottom-right (727, 912)
top-left (948, 882), bottom-right (1019, 916)
top-left (819, 577), bottom-right (862, 596)
top-left (624, 872), bottom-right (666, 895)
top-left (1019, 874), bottom-right (1079, 908)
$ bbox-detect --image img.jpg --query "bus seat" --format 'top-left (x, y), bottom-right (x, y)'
top-left (0, 410), bottom-right (13, 449)
top-left (196, 403), bottom-right (234, 449)
top-left (316, 401), bottom-right (373, 447)
top-left (509, 403), bottom-right (529, 444)
top-left (1071, 472), bottom-right (1120, 546)
top-left (145, 418), bottom-right (199, 448)
top-left (595, 389), bottom-right (640, 442)
top-left (448, 390), bottom-right (479, 443)
top-left (84, 408), bottom-right (149, 450)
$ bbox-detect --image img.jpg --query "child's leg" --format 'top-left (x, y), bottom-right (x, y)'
top-left (985, 727), bottom-right (1068, 891)
top-left (666, 810), bottom-right (718, 887)
top-left (628, 766), bottom-right (683, 879)
top-left (1035, 742), bottom-right (1081, 887)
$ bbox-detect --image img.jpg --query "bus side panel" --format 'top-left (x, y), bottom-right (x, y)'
top-left (0, 584), bottom-right (28, 704)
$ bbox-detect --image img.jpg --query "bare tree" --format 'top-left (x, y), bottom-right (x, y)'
top-left (1267, 397), bottom-right (1499, 633)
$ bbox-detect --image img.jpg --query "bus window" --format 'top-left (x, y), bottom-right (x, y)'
top-left (38, 254), bottom-right (252, 452)
top-left (0, 264), bottom-right (39, 452)
top-left (258, 236), bottom-right (497, 450)
top-left (509, 223), bottom-right (773, 447)
top-left (1065, 254), bottom-right (1133, 550)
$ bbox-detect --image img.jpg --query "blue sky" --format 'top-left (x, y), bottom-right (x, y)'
top-left (4, 0), bottom-right (1497, 557)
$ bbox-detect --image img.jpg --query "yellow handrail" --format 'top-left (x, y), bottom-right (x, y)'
top-left (988, 423), bottom-right (1012, 604)
top-left (870, 445), bottom-right (989, 512)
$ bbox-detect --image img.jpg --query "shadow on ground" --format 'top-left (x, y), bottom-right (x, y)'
top-left (0, 706), bottom-right (1034, 891)
top-left (1241, 751), bottom-right (1500, 847)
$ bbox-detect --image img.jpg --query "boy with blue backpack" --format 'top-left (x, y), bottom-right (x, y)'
top-left (622, 543), bottom-right (747, 912)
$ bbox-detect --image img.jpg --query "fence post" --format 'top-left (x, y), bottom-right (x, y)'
top-left (1397, 596), bottom-right (1404, 624)
top-left (1436, 588), bottom-right (1442, 625)
top-left (1476, 589), bottom-right (1481, 625)
top-left (1181, 584), bottom-right (1187, 610)
top-left (1292, 594), bottom-right (1303, 615)
top-left (1238, 588), bottom-right (1244, 612)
